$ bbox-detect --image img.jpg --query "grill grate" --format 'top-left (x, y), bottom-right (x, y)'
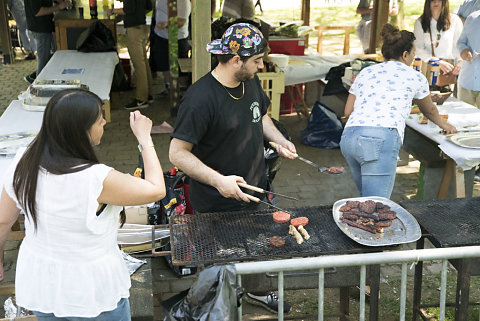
top-left (170, 206), bottom-right (372, 265)
top-left (401, 198), bottom-right (480, 247)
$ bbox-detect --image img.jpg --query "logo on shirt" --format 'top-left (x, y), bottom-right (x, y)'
top-left (251, 102), bottom-right (261, 123)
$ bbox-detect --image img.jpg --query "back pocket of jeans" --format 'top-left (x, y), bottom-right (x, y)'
top-left (358, 136), bottom-right (384, 162)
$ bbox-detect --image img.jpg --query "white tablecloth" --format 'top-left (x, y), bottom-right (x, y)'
top-left (282, 54), bottom-right (354, 86)
top-left (37, 50), bottom-right (119, 102)
top-left (405, 97), bottom-right (480, 170)
top-left (0, 100), bottom-right (43, 188)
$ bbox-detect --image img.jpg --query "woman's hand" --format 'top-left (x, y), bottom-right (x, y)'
top-left (439, 59), bottom-right (454, 74)
top-left (452, 60), bottom-right (462, 75)
top-left (440, 122), bottom-right (457, 134)
top-left (129, 111), bottom-right (152, 145)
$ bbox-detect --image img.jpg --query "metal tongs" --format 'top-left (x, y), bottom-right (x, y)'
top-left (237, 182), bottom-right (298, 201)
top-left (237, 182), bottom-right (297, 215)
top-left (269, 142), bottom-right (343, 174)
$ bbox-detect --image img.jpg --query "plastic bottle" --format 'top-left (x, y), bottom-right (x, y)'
top-left (413, 58), bottom-right (422, 72)
top-left (429, 61), bottom-right (440, 86)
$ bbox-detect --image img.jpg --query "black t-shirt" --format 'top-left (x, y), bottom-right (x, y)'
top-left (25, 0), bottom-right (55, 33)
top-left (123, 0), bottom-right (149, 28)
top-left (172, 73), bottom-right (271, 213)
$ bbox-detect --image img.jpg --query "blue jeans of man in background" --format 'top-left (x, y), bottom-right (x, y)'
top-left (340, 126), bottom-right (402, 198)
top-left (31, 32), bottom-right (55, 75)
top-left (7, 0), bottom-right (37, 53)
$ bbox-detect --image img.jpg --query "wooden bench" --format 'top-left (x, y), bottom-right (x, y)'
top-left (315, 26), bottom-right (355, 55)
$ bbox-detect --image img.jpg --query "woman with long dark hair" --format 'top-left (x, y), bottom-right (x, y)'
top-left (0, 89), bottom-right (165, 320)
top-left (413, 0), bottom-right (463, 75)
top-left (340, 24), bottom-right (457, 198)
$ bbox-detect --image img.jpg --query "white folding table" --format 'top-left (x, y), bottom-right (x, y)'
top-left (37, 50), bottom-right (119, 122)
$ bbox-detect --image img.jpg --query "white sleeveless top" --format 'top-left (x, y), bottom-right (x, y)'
top-left (3, 158), bottom-right (130, 317)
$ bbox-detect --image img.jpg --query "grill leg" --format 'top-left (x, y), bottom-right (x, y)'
top-left (413, 237), bottom-right (425, 321)
top-left (455, 259), bottom-right (471, 321)
top-left (339, 287), bottom-right (349, 321)
top-left (369, 264), bottom-right (380, 321)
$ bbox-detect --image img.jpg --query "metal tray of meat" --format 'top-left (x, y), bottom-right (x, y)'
top-left (446, 132), bottom-right (480, 149)
top-left (332, 196), bottom-right (421, 247)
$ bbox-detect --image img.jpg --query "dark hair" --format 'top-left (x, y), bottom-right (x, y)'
top-left (420, 0), bottom-right (451, 33)
top-left (13, 89), bottom-right (103, 230)
top-left (216, 54), bottom-right (255, 65)
top-left (381, 23), bottom-right (416, 60)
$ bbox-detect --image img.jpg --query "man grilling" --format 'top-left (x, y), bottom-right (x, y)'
top-left (169, 23), bottom-right (296, 313)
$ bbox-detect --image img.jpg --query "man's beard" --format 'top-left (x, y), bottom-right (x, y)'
top-left (234, 65), bottom-right (255, 82)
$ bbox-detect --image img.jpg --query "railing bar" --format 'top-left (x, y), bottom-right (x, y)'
top-left (360, 265), bottom-right (366, 321)
top-left (237, 274), bottom-right (242, 321)
top-left (400, 263), bottom-right (407, 321)
top-left (318, 268), bottom-right (324, 321)
top-left (233, 246), bottom-right (480, 274)
top-left (278, 271), bottom-right (284, 321)
top-left (439, 260), bottom-right (448, 321)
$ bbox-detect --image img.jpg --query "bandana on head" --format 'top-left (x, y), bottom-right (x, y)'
top-left (206, 23), bottom-right (266, 56)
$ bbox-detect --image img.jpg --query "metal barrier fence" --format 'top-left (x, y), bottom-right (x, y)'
top-left (234, 245), bottom-right (480, 321)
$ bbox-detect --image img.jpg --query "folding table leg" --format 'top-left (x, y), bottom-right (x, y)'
top-left (369, 264), bottom-right (380, 321)
top-left (339, 287), bottom-right (349, 321)
top-left (102, 100), bottom-right (111, 123)
top-left (455, 259), bottom-right (471, 321)
top-left (412, 237), bottom-right (425, 321)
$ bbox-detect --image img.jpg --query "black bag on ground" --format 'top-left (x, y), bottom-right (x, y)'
top-left (162, 265), bottom-right (241, 321)
top-left (301, 101), bottom-right (344, 149)
top-left (111, 62), bottom-right (131, 91)
top-left (76, 21), bottom-right (116, 52)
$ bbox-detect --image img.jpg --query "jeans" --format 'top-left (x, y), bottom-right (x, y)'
top-left (7, 0), bottom-right (37, 52)
top-left (32, 298), bottom-right (131, 321)
top-left (340, 126), bottom-right (402, 198)
top-left (31, 31), bottom-right (55, 75)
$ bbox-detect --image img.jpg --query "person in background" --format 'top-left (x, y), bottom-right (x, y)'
top-left (0, 89), bottom-right (165, 320)
top-left (150, 0), bottom-right (191, 96)
top-left (340, 23), bottom-right (457, 198)
top-left (222, 0), bottom-right (255, 19)
top-left (413, 0), bottom-right (463, 76)
top-left (454, 0), bottom-right (479, 23)
top-left (457, 2), bottom-right (480, 181)
top-left (7, 0), bottom-right (37, 60)
top-left (108, 0), bottom-right (153, 110)
top-left (169, 23), bottom-right (296, 314)
top-left (457, 0), bottom-right (480, 108)
top-left (356, 0), bottom-right (398, 53)
top-left (23, 0), bottom-right (71, 84)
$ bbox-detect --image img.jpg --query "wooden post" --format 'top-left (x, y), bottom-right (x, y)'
top-left (191, 0), bottom-right (211, 83)
top-left (369, 0), bottom-right (389, 54)
top-left (0, 0), bottom-right (14, 64)
top-left (168, 0), bottom-right (180, 115)
top-left (301, 0), bottom-right (310, 47)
